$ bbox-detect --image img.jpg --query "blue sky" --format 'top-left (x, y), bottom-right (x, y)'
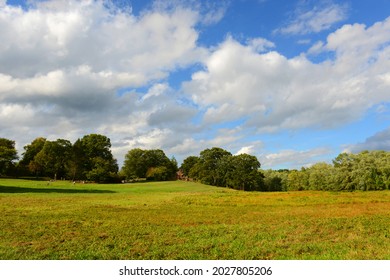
top-left (0, 0), bottom-right (389, 169)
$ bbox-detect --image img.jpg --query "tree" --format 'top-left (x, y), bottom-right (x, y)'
top-left (0, 138), bottom-right (18, 176)
top-left (67, 139), bottom-right (85, 180)
top-left (75, 134), bottom-right (118, 182)
top-left (122, 148), bottom-right (176, 181)
top-left (146, 166), bottom-right (170, 181)
top-left (226, 154), bottom-right (263, 191)
top-left (332, 153), bottom-right (356, 191)
top-left (180, 156), bottom-right (199, 177)
top-left (19, 137), bottom-right (46, 166)
top-left (31, 139), bottom-right (72, 179)
top-left (196, 147), bottom-right (232, 186)
top-left (262, 169), bottom-right (288, 191)
top-left (18, 137), bottom-right (46, 176)
top-left (376, 151), bottom-right (390, 190)
top-left (183, 148), bottom-right (264, 191)
top-left (287, 169), bottom-right (309, 191)
top-left (307, 162), bottom-right (335, 191)
top-left (122, 148), bottom-right (148, 179)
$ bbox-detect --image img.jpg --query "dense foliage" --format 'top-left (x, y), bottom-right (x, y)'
top-left (121, 148), bottom-right (178, 181)
top-left (181, 147), bottom-right (264, 191)
top-left (0, 138), bottom-right (18, 176)
top-left (2, 135), bottom-right (390, 190)
top-left (6, 134), bottom-right (118, 183)
top-left (262, 151), bottom-right (390, 191)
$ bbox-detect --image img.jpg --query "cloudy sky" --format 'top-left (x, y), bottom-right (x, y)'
top-left (1, 0), bottom-right (389, 169)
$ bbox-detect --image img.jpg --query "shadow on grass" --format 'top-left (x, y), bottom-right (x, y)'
top-left (0, 185), bottom-right (116, 194)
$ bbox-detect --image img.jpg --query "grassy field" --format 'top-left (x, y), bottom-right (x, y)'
top-left (1, 178), bottom-right (390, 260)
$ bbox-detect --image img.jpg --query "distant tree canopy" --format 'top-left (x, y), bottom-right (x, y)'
top-left (181, 147), bottom-right (264, 191)
top-left (121, 148), bottom-right (178, 181)
top-left (262, 150), bottom-right (390, 191)
top-left (16, 134), bottom-right (118, 182)
top-left (0, 138), bottom-right (18, 176)
top-left (73, 134), bottom-right (119, 182)
top-left (2, 134), bottom-right (390, 191)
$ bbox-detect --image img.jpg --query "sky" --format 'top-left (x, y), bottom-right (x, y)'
top-left (0, 0), bottom-right (389, 169)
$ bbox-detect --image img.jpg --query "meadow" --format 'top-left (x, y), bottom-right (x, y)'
top-left (0, 178), bottom-right (389, 260)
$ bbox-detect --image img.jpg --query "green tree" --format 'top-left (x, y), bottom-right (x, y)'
top-left (122, 148), bottom-right (176, 181)
top-left (196, 147), bottom-right (232, 186)
top-left (262, 169), bottom-right (288, 191)
top-left (146, 166), bottom-right (170, 181)
top-left (226, 154), bottom-right (263, 191)
top-left (31, 139), bottom-right (72, 179)
top-left (332, 153), bottom-right (356, 190)
top-left (180, 156), bottom-right (199, 177)
top-left (287, 168), bottom-right (309, 191)
top-left (18, 137), bottom-right (46, 176)
top-left (122, 148), bottom-right (147, 179)
top-left (0, 138), bottom-right (18, 176)
top-left (19, 137), bottom-right (46, 166)
top-left (307, 162), bottom-right (335, 190)
top-left (76, 134), bottom-right (118, 182)
top-left (376, 151), bottom-right (390, 190)
top-left (67, 139), bottom-right (85, 180)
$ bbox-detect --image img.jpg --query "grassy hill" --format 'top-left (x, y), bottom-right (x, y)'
top-left (1, 178), bottom-right (389, 259)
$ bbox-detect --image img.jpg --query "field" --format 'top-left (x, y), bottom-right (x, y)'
top-left (1, 178), bottom-right (390, 260)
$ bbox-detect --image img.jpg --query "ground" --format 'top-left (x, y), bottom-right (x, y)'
top-left (0, 179), bottom-right (389, 259)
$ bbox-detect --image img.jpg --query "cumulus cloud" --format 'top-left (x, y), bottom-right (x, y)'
top-left (1, 0), bottom-right (389, 170)
top-left (183, 17), bottom-right (390, 133)
top-left (167, 126), bottom-right (264, 160)
top-left (247, 37), bottom-right (275, 53)
top-left (0, 0), bottom-right (206, 159)
top-left (275, 2), bottom-right (348, 35)
top-left (344, 127), bottom-right (390, 153)
top-left (0, 0), bottom-right (205, 79)
top-left (260, 147), bottom-right (332, 169)
top-left (235, 145), bottom-right (256, 155)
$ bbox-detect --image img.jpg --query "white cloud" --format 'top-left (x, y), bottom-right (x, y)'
top-left (0, 0), bottom-right (208, 161)
top-left (261, 147), bottom-right (332, 169)
top-left (0, 0), bottom-right (204, 80)
top-left (275, 2), bottom-right (348, 35)
top-left (235, 145), bottom-right (256, 155)
top-left (200, 1), bottom-right (228, 25)
top-left (183, 17), bottom-right (390, 133)
top-left (247, 37), bottom-right (275, 53)
top-left (344, 127), bottom-right (390, 153)
top-left (169, 128), bottom-right (264, 162)
top-left (308, 40), bottom-right (325, 54)
top-left (1, 0), bottom-right (389, 170)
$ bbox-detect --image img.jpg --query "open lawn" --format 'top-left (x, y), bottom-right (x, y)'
top-left (0, 178), bottom-right (390, 260)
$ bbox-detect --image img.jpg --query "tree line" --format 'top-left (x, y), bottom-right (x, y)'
top-left (0, 135), bottom-right (179, 183)
top-left (0, 135), bottom-right (118, 183)
top-left (262, 151), bottom-right (390, 191)
top-left (1, 135), bottom-right (390, 191)
top-left (180, 147), bottom-right (264, 191)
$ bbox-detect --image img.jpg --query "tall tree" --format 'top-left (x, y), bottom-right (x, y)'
top-left (19, 137), bottom-right (46, 176)
top-left (0, 138), bottom-right (18, 176)
top-left (287, 169), bottom-right (309, 191)
top-left (196, 147), bottom-right (232, 186)
top-left (332, 153), bottom-right (356, 191)
top-left (122, 148), bottom-right (148, 179)
top-left (226, 154), bottom-right (263, 191)
top-left (75, 134), bottom-right (118, 182)
top-left (307, 162), bottom-right (335, 191)
top-left (262, 169), bottom-right (289, 191)
top-left (122, 148), bottom-right (176, 180)
top-left (31, 139), bottom-right (72, 179)
top-left (180, 156), bottom-right (199, 177)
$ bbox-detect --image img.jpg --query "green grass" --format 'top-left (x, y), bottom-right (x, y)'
top-left (1, 178), bottom-right (390, 260)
